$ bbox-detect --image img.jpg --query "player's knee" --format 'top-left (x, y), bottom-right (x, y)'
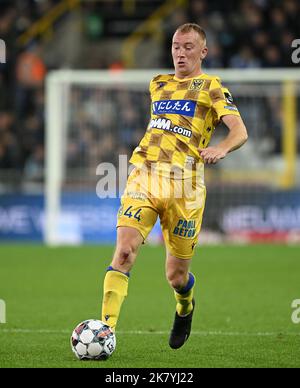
top-left (166, 270), bottom-right (187, 291)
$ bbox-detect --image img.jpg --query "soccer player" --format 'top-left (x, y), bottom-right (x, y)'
top-left (101, 23), bottom-right (248, 349)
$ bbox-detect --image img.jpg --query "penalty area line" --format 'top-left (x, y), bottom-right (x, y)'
top-left (0, 329), bottom-right (299, 337)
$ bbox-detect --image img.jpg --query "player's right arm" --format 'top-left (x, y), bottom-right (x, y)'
top-left (199, 77), bottom-right (248, 164)
top-left (199, 114), bottom-right (248, 164)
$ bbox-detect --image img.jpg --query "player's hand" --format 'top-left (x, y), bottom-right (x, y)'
top-left (198, 146), bottom-right (227, 164)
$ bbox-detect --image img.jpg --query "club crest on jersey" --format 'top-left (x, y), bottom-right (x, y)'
top-left (189, 79), bottom-right (204, 91)
top-left (152, 100), bottom-right (196, 117)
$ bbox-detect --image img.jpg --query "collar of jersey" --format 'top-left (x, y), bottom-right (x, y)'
top-left (173, 73), bottom-right (208, 82)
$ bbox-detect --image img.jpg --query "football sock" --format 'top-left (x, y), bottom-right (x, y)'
top-left (174, 272), bottom-right (195, 317)
top-left (101, 266), bottom-right (130, 331)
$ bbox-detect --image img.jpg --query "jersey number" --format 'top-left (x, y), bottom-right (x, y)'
top-left (124, 206), bottom-right (142, 222)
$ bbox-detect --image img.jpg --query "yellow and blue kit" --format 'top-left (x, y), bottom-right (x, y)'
top-left (102, 73), bottom-right (241, 329)
top-left (117, 73), bottom-right (241, 259)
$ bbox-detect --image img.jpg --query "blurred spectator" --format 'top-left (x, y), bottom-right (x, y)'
top-left (0, 111), bottom-right (20, 169)
top-left (283, 0), bottom-right (300, 34)
top-left (0, 132), bottom-right (20, 169)
top-left (23, 144), bottom-right (44, 182)
top-left (252, 31), bottom-right (270, 58)
top-left (0, 0), bottom-right (299, 187)
top-left (204, 43), bottom-right (224, 68)
top-left (21, 114), bottom-right (44, 162)
top-left (229, 47), bottom-right (261, 68)
top-left (16, 45), bottom-right (46, 87)
top-left (269, 8), bottom-right (287, 43)
top-left (281, 31), bottom-right (295, 66)
top-left (15, 44), bottom-right (46, 117)
top-left (263, 45), bottom-right (282, 67)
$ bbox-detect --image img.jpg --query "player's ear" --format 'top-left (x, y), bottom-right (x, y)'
top-left (200, 46), bottom-right (208, 60)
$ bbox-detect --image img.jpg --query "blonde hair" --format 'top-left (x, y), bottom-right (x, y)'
top-left (175, 23), bottom-right (207, 43)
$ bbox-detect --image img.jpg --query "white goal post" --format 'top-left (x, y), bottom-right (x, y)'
top-left (45, 69), bottom-right (300, 246)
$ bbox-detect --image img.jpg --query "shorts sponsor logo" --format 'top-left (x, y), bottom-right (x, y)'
top-left (173, 219), bottom-right (196, 238)
top-left (152, 100), bottom-right (196, 117)
top-left (149, 118), bottom-right (192, 138)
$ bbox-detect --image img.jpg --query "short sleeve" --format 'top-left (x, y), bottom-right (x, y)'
top-left (149, 78), bottom-right (155, 94)
top-left (149, 75), bottom-right (161, 95)
top-left (209, 77), bottom-right (240, 121)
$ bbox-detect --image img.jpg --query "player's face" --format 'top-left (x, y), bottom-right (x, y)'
top-left (172, 30), bottom-right (208, 79)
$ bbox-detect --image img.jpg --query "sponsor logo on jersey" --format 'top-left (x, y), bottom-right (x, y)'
top-left (152, 100), bottom-right (196, 117)
top-left (148, 118), bottom-right (192, 138)
top-left (127, 192), bottom-right (147, 201)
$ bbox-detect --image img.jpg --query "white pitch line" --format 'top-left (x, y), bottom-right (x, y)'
top-left (0, 329), bottom-right (300, 337)
top-left (121, 330), bottom-right (300, 337)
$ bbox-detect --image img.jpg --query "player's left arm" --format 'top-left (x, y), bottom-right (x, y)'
top-left (199, 115), bottom-right (248, 164)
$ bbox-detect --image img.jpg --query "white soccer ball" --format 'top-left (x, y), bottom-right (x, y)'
top-left (71, 319), bottom-right (116, 360)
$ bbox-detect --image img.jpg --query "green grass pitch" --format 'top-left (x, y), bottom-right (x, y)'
top-left (0, 244), bottom-right (299, 368)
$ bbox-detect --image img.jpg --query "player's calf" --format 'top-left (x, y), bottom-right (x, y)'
top-left (112, 226), bottom-right (143, 273)
top-left (101, 227), bottom-right (143, 330)
top-left (112, 245), bottom-right (136, 273)
top-left (101, 266), bottom-right (130, 331)
top-left (166, 255), bottom-right (191, 290)
top-left (167, 266), bottom-right (196, 349)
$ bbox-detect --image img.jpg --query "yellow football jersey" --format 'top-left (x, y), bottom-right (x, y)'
top-left (129, 73), bottom-right (241, 178)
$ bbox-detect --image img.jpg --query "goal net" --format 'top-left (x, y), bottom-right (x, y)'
top-left (45, 69), bottom-right (300, 245)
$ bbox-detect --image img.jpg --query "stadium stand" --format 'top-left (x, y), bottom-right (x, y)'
top-left (0, 0), bottom-right (299, 191)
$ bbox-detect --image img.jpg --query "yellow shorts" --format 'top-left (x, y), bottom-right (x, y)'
top-left (117, 168), bottom-right (206, 259)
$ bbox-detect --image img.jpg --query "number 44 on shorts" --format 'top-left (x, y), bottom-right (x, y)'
top-left (124, 206), bottom-right (142, 222)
